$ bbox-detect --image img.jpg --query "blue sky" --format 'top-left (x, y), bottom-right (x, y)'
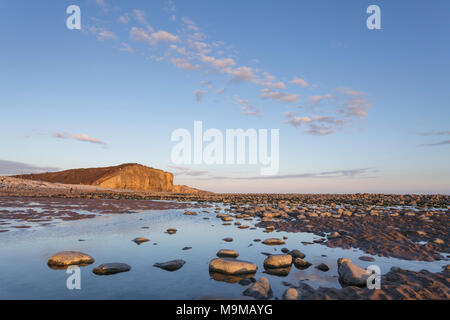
top-left (0, 0), bottom-right (449, 193)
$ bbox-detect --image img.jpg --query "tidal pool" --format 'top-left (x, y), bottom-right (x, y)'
top-left (0, 203), bottom-right (448, 300)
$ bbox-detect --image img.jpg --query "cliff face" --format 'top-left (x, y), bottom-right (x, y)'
top-left (14, 163), bottom-right (203, 193)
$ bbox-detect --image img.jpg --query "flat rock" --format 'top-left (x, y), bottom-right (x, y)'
top-left (47, 251), bottom-right (94, 267)
top-left (243, 277), bottom-right (273, 300)
top-left (93, 263), bottom-right (131, 275)
top-left (264, 254), bottom-right (292, 268)
top-left (217, 249), bottom-right (239, 258)
top-left (222, 237), bottom-right (233, 242)
top-left (167, 228), bottom-right (177, 234)
top-left (337, 258), bottom-right (370, 287)
top-left (153, 259), bottom-right (186, 271)
top-left (358, 256), bottom-right (375, 262)
top-left (209, 258), bottom-right (257, 275)
top-left (262, 238), bottom-right (285, 245)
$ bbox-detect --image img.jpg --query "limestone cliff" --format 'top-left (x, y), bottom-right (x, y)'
top-left (14, 163), bottom-right (204, 193)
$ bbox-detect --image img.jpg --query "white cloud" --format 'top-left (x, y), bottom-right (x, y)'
top-left (290, 77), bottom-right (308, 87)
top-left (261, 88), bottom-right (299, 103)
top-left (72, 134), bottom-right (107, 145)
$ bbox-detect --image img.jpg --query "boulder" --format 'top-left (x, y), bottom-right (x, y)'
top-left (264, 254), bottom-right (292, 268)
top-left (47, 251), bottom-right (94, 267)
top-left (242, 277), bottom-right (272, 300)
top-left (209, 258), bottom-right (257, 275)
top-left (337, 258), bottom-right (370, 287)
top-left (293, 258), bottom-right (312, 269)
top-left (289, 249), bottom-right (306, 259)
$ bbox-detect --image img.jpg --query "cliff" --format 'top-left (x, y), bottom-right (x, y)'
top-left (14, 163), bottom-right (204, 193)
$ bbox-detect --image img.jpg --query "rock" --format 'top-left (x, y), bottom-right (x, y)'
top-left (253, 239), bottom-right (261, 242)
top-left (182, 247), bottom-right (192, 250)
top-left (434, 238), bottom-right (444, 245)
top-left (167, 228), bottom-right (177, 234)
top-left (337, 258), bottom-right (370, 287)
top-left (283, 288), bottom-right (298, 300)
top-left (47, 251), bottom-right (94, 267)
top-left (217, 249), bottom-right (239, 258)
top-left (281, 248), bottom-right (290, 253)
top-left (242, 277), bottom-right (273, 300)
top-left (184, 211), bottom-right (197, 215)
top-left (264, 267), bottom-right (291, 277)
top-left (329, 232), bottom-right (340, 238)
top-left (153, 259), bottom-right (186, 271)
top-left (358, 256), bottom-right (375, 262)
top-left (132, 237), bottom-right (149, 245)
top-left (223, 237), bottom-right (233, 242)
top-left (209, 258), bottom-right (257, 275)
top-left (93, 263), bottom-right (131, 275)
top-left (239, 278), bottom-right (252, 286)
top-left (264, 254), bottom-right (292, 268)
top-left (293, 258), bottom-right (312, 269)
top-left (289, 249), bottom-right (306, 259)
top-left (315, 263), bottom-right (329, 272)
top-left (262, 238), bottom-right (285, 245)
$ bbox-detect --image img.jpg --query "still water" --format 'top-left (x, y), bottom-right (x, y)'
top-left (0, 203), bottom-right (447, 299)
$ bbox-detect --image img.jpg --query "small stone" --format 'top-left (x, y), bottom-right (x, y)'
top-left (167, 228), bottom-right (177, 234)
top-left (281, 248), bottom-right (290, 253)
top-left (289, 249), bottom-right (306, 259)
top-left (315, 263), bottom-right (329, 272)
top-left (293, 258), bottom-right (312, 269)
top-left (223, 237), bottom-right (233, 242)
top-left (184, 211), bottom-right (197, 215)
top-left (132, 237), bottom-right (149, 245)
top-left (217, 249), bottom-right (239, 258)
top-left (153, 259), bottom-right (186, 271)
top-left (182, 247), bottom-right (192, 250)
top-left (358, 256), bottom-right (375, 262)
top-left (93, 263), bottom-right (131, 275)
top-left (434, 238), bottom-right (444, 245)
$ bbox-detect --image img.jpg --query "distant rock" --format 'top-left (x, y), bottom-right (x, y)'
top-left (93, 263), bottom-right (131, 275)
top-left (153, 259), bottom-right (186, 271)
top-left (47, 251), bottom-right (94, 267)
top-left (166, 228), bottom-right (177, 234)
top-left (222, 237), bottom-right (233, 242)
top-left (243, 277), bottom-right (273, 300)
top-left (358, 256), bottom-right (375, 262)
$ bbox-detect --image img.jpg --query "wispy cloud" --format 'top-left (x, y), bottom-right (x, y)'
top-left (71, 134), bottom-right (107, 145)
top-left (234, 96), bottom-right (262, 116)
top-left (290, 77), bottom-right (308, 88)
top-left (168, 166), bottom-right (209, 176)
top-left (0, 160), bottom-right (60, 176)
top-left (420, 140), bottom-right (450, 147)
top-left (194, 90), bottom-right (207, 102)
top-left (261, 88), bottom-right (299, 103)
top-left (420, 130), bottom-right (450, 136)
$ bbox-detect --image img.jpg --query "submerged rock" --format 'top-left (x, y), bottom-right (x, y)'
top-left (93, 263), bottom-right (131, 275)
top-left (263, 254), bottom-right (292, 268)
top-left (242, 277), bottom-right (273, 300)
top-left (209, 258), bottom-right (257, 275)
top-left (217, 249), bottom-right (239, 258)
top-left (153, 259), bottom-right (186, 271)
top-left (47, 251), bottom-right (94, 267)
top-left (337, 258), bottom-right (370, 287)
